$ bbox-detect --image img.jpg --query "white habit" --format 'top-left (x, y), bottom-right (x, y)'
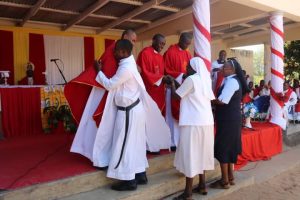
top-left (92, 55), bottom-right (171, 180)
top-left (174, 57), bottom-right (215, 178)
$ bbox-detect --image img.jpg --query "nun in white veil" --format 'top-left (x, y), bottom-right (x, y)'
top-left (170, 57), bottom-right (215, 200)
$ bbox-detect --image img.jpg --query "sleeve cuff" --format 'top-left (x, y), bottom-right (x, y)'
top-left (218, 96), bottom-right (229, 104)
top-left (175, 73), bottom-right (184, 84)
top-left (154, 77), bottom-right (163, 86)
top-left (95, 71), bottom-right (104, 84)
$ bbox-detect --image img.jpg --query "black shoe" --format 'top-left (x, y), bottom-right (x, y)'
top-left (0, 189), bottom-right (7, 194)
top-left (111, 180), bottom-right (137, 191)
top-left (170, 146), bottom-right (177, 152)
top-left (135, 172), bottom-right (148, 185)
top-left (94, 166), bottom-right (108, 171)
top-left (146, 150), bottom-right (160, 155)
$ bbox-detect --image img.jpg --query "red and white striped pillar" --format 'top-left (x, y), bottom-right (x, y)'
top-left (193, 0), bottom-right (211, 72)
top-left (269, 11), bottom-right (286, 129)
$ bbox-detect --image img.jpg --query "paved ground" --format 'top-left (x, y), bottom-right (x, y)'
top-left (216, 163), bottom-right (300, 200)
top-left (214, 144), bottom-right (300, 200)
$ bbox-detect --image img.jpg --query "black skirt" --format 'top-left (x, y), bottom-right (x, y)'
top-left (214, 120), bottom-right (242, 163)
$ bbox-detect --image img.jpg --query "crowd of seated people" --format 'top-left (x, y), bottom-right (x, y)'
top-left (242, 75), bottom-right (300, 125)
top-left (242, 77), bottom-right (271, 121)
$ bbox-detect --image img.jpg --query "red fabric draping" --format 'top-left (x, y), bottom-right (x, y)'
top-left (105, 39), bottom-right (115, 49)
top-left (235, 122), bottom-right (282, 170)
top-left (0, 87), bottom-right (43, 137)
top-left (18, 34), bottom-right (45, 85)
top-left (0, 30), bottom-right (14, 85)
top-left (84, 37), bottom-right (95, 70)
top-left (64, 42), bottom-right (117, 124)
top-left (63, 68), bottom-right (97, 124)
top-left (29, 33), bottom-right (46, 85)
top-left (18, 77), bottom-right (28, 85)
top-left (295, 103), bottom-right (300, 112)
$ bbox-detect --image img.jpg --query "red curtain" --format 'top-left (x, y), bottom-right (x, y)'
top-left (29, 33), bottom-right (46, 85)
top-left (0, 30), bottom-right (14, 85)
top-left (0, 88), bottom-right (43, 137)
top-left (105, 39), bottom-right (115, 50)
top-left (84, 37), bottom-right (94, 69)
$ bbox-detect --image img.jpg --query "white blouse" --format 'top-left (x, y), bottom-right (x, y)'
top-left (218, 74), bottom-right (239, 104)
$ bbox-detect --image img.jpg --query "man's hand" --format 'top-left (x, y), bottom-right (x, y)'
top-left (94, 60), bottom-right (102, 73)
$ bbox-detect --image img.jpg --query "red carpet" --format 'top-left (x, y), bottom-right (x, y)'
top-left (0, 132), bottom-right (171, 190)
top-left (0, 133), bottom-right (95, 190)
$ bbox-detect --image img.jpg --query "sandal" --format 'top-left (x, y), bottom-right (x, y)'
top-left (209, 179), bottom-right (230, 189)
top-left (192, 186), bottom-right (207, 195)
top-left (172, 193), bottom-right (193, 200)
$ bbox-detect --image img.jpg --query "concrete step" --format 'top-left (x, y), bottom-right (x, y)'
top-left (283, 124), bottom-right (300, 146)
top-left (60, 165), bottom-right (221, 200)
top-left (164, 172), bottom-right (254, 200)
top-left (0, 153), bottom-right (175, 200)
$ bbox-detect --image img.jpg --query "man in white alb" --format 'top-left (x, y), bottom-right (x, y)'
top-left (92, 39), bottom-right (171, 191)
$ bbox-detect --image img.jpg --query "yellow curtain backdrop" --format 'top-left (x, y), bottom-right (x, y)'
top-left (13, 30), bottom-right (29, 84)
top-left (0, 25), bottom-right (118, 84)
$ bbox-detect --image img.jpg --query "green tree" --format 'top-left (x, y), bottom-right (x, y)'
top-left (284, 40), bottom-right (300, 80)
top-left (253, 48), bottom-right (264, 84)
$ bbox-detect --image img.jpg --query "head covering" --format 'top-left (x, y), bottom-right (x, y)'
top-left (190, 57), bottom-right (215, 100)
top-left (227, 58), bottom-right (250, 96)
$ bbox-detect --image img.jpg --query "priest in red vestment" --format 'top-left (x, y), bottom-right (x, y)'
top-left (164, 32), bottom-right (192, 150)
top-left (65, 30), bottom-right (137, 162)
top-left (65, 30), bottom-right (137, 125)
top-left (137, 34), bottom-right (168, 113)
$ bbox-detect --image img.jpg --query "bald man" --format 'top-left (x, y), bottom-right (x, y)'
top-left (164, 32), bottom-right (193, 150)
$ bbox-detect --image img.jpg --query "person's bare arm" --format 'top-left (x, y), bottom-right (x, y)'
top-left (211, 99), bottom-right (225, 105)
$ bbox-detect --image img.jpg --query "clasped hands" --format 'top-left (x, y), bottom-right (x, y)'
top-left (162, 75), bottom-right (175, 86)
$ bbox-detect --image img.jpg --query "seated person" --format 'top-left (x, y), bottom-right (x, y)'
top-left (253, 81), bottom-right (271, 120)
top-left (26, 62), bottom-right (34, 85)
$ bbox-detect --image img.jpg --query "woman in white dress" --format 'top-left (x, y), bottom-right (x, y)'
top-left (169, 57), bottom-right (215, 200)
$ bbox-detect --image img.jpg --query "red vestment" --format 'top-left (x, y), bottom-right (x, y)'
top-left (214, 71), bottom-right (224, 95)
top-left (64, 42), bottom-right (117, 125)
top-left (164, 44), bottom-right (192, 120)
top-left (137, 46), bottom-right (165, 112)
top-left (254, 86), bottom-right (263, 97)
top-left (243, 90), bottom-right (254, 104)
top-left (283, 88), bottom-right (293, 103)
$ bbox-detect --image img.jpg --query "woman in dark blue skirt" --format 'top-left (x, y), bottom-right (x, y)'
top-left (211, 58), bottom-right (249, 189)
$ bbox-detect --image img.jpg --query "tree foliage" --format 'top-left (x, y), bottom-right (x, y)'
top-left (284, 40), bottom-right (300, 79)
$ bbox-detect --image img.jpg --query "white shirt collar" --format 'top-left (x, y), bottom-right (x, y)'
top-left (225, 74), bottom-right (236, 79)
